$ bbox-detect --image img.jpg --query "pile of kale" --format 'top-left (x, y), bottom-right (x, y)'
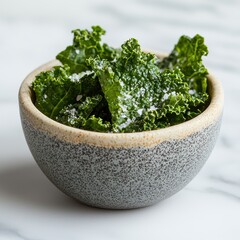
top-left (32, 26), bottom-right (209, 133)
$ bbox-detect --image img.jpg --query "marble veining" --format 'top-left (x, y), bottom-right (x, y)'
top-left (0, 223), bottom-right (37, 240)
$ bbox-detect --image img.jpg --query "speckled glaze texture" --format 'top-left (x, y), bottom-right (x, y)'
top-left (20, 113), bottom-right (221, 209)
top-left (19, 58), bottom-right (224, 209)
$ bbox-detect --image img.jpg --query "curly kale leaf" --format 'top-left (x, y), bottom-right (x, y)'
top-left (158, 34), bottom-right (209, 119)
top-left (158, 34), bottom-right (209, 99)
top-left (122, 68), bottom-right (194, 132)
top-left (56, 94), bottom-right (102, 126)
top-left (89, 38), bottom-right (165, 132)
top-left (32, 65), bottom-right (101, 120)
top-left (56, 26), bottom-right (118, 73)
top-left (83, 115), bottom-right (111, 132)
top-left (57, 95), bottom-right (111, 132)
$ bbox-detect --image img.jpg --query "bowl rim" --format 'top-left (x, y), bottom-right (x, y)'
top-left (19, 53), bottom-right (224, 148)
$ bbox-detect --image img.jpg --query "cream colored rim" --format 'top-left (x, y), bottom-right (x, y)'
top-left (19, 54), bottom-right (224, 148)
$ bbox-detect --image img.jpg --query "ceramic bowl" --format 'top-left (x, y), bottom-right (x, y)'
top-left (18, 55), bottom-right (224, 209)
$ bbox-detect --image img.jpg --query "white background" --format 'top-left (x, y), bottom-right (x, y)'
top-left (0, 0), bottom-right (240, 239)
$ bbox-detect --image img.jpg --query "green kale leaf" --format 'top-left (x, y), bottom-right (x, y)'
top-left (158, 34), bottom-right (209, 123)
top-left (83, 115), bottom-right (111, 132)
top-left (56, 25), bottom-right (118, 73)
top-left (56, 95), bottom-right (103, 127)
top-left (32, 65), bottom-right (101, 120)
top-left (57, 95), bottom-right (111, 132)
top-left (158, 34), bottom-right (209, 100)
top-left (89, 38), bottom-right (165, 132)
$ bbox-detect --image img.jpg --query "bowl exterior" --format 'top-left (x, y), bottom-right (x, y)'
top-left (20, 108), bottom-right (221, 209)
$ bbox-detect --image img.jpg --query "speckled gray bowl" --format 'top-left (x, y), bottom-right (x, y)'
top-left (19, 55), bottom-right (224, 209)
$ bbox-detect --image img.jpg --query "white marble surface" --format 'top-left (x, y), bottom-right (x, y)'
top-left (0, 0), bottom-right (240, 239)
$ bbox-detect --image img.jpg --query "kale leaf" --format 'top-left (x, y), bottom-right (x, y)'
top-left (158, 34), bottom-right (209, 101)
top-left (32, 65), bottom-right (101, 120)
top-left (89, 38), bottom-right (165, 132)
top-left (56, 95), bottom-right (102, 127)
top-left (56, 95), bottom-right (111, 132)
top-left (158, 34), bottom-right (209, 123)
top-left (83, 115), bottom-right (111, 132)
top-left (56, 26), bottom-right (118, 73)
